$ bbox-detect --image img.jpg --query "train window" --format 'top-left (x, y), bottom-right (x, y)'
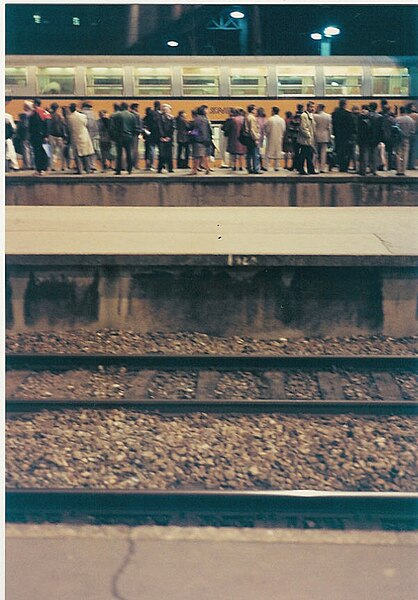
top-left (324, 66), bottom-right (362, 96)
top-left (277, 66), bottom-right (315, 96)
top-left (135, 68), bottom-right (172, 96)
top-left (182, 67), bottom-right (219, 96)
top-left (372, 67), bottom-right (409, 96)
top-left (230, 67), bottom-right (267, 96)
top-left (37, 67), bottom-right (75, 94)
top-left (5, 67), bottom-right (28, 87)
top-left (86, 67), bottom-right (124, 95)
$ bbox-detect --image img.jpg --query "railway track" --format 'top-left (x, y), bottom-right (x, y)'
top-left (6, 489), bottom-right (418, 530)
top-left (6, 353), bottom-right (417, 414)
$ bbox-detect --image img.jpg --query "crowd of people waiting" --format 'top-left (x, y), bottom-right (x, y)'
top-left (5, 96), bottom-right (418, 176)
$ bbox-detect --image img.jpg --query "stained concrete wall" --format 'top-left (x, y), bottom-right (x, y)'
top-left (5, 176), bottom-right (418, 207)
top-left (6, 266), bottom-right (417, 337)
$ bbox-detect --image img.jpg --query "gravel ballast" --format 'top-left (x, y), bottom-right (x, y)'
top-left (8, 368), bottom-right (418, 401)
top-left (6, 331), bottom-right (417, 356)
top-left (6, 411), bottom-right (417, 492)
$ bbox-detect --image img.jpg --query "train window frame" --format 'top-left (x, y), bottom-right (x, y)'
top-left (324, 66), bottom-right (363, 97)
top-left (276, 66), bottom-right (315, 97)
top-left (135, 67), bottom-right (172, 96)
top-left (371, 67), bottom-right (409, 97)
top-left (85, 67), bottom-right (125, 96)
top-left (5, 67), bottom-right (28, 88)
top-left (182, 67), bottom-right (220, 97)
top-left (230, 67), bottom-right (267, 97)
top-left (36, 67), bottom-right (76, 95)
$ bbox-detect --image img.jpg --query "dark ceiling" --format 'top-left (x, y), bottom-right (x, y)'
top-left (6, 4), bottom-right (418, 56)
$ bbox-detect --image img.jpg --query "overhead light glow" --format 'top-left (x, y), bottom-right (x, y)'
top-left (230, 10), bottom-right (245, 19)
top-left (311, 33), bottom-right (322, 41)
top-left (167, 40), bottom-right (179, 47)
top-left (33, 14), bottom-right (41, 24)
top-left (324, 26), bottom-right (340, 37)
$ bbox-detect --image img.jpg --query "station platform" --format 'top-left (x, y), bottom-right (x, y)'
top-left (5, 170), bottom-right (418, 207)
top-left (6, 524), bottom-right (418, 600)
top-left (6, 206), bottom-right (417, 337)
top-left (6, 206), bottom-right (418, 266)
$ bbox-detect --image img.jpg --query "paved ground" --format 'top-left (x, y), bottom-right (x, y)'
top-left (6, 525), bottom-right (418, 600)
top-left (6, 168), bottom-right (418, 178)
top-left (6, 206), bottom-right (418, 256)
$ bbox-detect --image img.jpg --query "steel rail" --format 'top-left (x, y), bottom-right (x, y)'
top-left (6, 353), bottom-right (418, 371)
top-left (6, 488), bottom-right (418, 526)
top-left (6, 397), bottom-right (418, 415)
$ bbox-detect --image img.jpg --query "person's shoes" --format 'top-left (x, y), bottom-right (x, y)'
top-left (299, 171), bottom-right (307, 175)
top-left (115, 171), bottom-right (121, 175)
top-left (232, 167), bottom-right (237, 172)
top-left (169, 170), bottom-right (174, 173)
top-left (396, 173), bottom-right (406, 176)
top-left (261, 167), bottom-right (268, 171)
top-left (274, 168), bottom-right (279, 172)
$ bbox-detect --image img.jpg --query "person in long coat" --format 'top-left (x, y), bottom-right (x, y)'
top-left (28, 98), bottom-right (51, 175)
top-left (190, 105), bottom-right (212, 175)
top-left (225, 108), bottom-right (246, 171)
top-left (313, 104), bottom-right (332, 172)
top-left (264, 106), bottom-right (286, 171)
top-left (66, 103), bottom-right (94, 174)
top-left (296, 101), bottom-right (317, 175)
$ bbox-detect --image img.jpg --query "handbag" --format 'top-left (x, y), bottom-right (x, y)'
top-left (239, 120), bottom-right (252, 147)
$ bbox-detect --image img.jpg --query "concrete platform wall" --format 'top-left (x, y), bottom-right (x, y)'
top-left (6, 266), bottom-right (418, 337)
top-left (6, 176), bottom-right (418, 207)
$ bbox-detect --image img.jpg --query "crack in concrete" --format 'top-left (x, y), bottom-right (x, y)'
top-left (373, 233), bottom-right (395, 254)
top-left (110, 535), bottom-right (135, 600)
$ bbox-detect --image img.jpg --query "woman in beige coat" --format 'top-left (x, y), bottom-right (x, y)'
top-left (66, 103), bottom-right (94, 173)
top-left (264, 106), bottom-right (286, 171)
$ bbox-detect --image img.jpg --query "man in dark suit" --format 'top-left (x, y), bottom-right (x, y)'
top-left (332, 99), bottom-right (355, 172)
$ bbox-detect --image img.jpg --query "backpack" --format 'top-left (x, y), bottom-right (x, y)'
top-left (238, 119), bottom-right (252, 147)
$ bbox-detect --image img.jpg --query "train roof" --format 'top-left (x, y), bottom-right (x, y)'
top-left (6, 55), bottom-right (417, 67)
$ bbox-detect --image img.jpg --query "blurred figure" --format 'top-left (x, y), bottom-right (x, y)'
top-left (5, 110), bottom-right (19, 171)
top-left (282, 111), bottom-right (294, 170)
top-left (157, 103), bottom-right (175, 173)
top-left (257, 107), bottom-right (268, 171)
top-left (16, 101), bottom-right (35, 169)
top-left (348, 105), bottom-right (360, 172)
top-left (406, 103), bottom-right (418, 169)
top-left (379, 105), bottom-right (396, 171)
top-left (143, 107), bottom-right (156, 171)
top-left (367, 102), bottom-right (383, 175)
top-left (129, 103), bottom-right (142, 170)
top-left (113, 101), bottom-right (138, 175)
top-left (358, 105), bottom-right (371, 176)
top-left (97, 110), bottom-right (113, 171)
top-left (332, 99), bottom-right (355, 172)
top-left (49, 102), bottom-right (67, 171)
top-left (297, 101), bottom-right (316, 175)
top-left (245, 104), bottom-right (261, 174)
top-left (289, 104), bottom-right (304, 171)
top-left (264, 106), bottom-right (285, 172)
top-left (29, 98), bottom-right (51, 175)
top-left (225, 108), bottom-right (246, 171)
top-left (395, 105), bottom-right (415, 175)
top-left (313, 104), bottom-right (332, 173)
top-left (66, 103), bottom-right (94, 174)
top-left (176, 110), bottom-right (191, 168)
top-left (190, 106), bottom-right (212, 175)
top-left (81, 101), bottom-right (99, 171)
